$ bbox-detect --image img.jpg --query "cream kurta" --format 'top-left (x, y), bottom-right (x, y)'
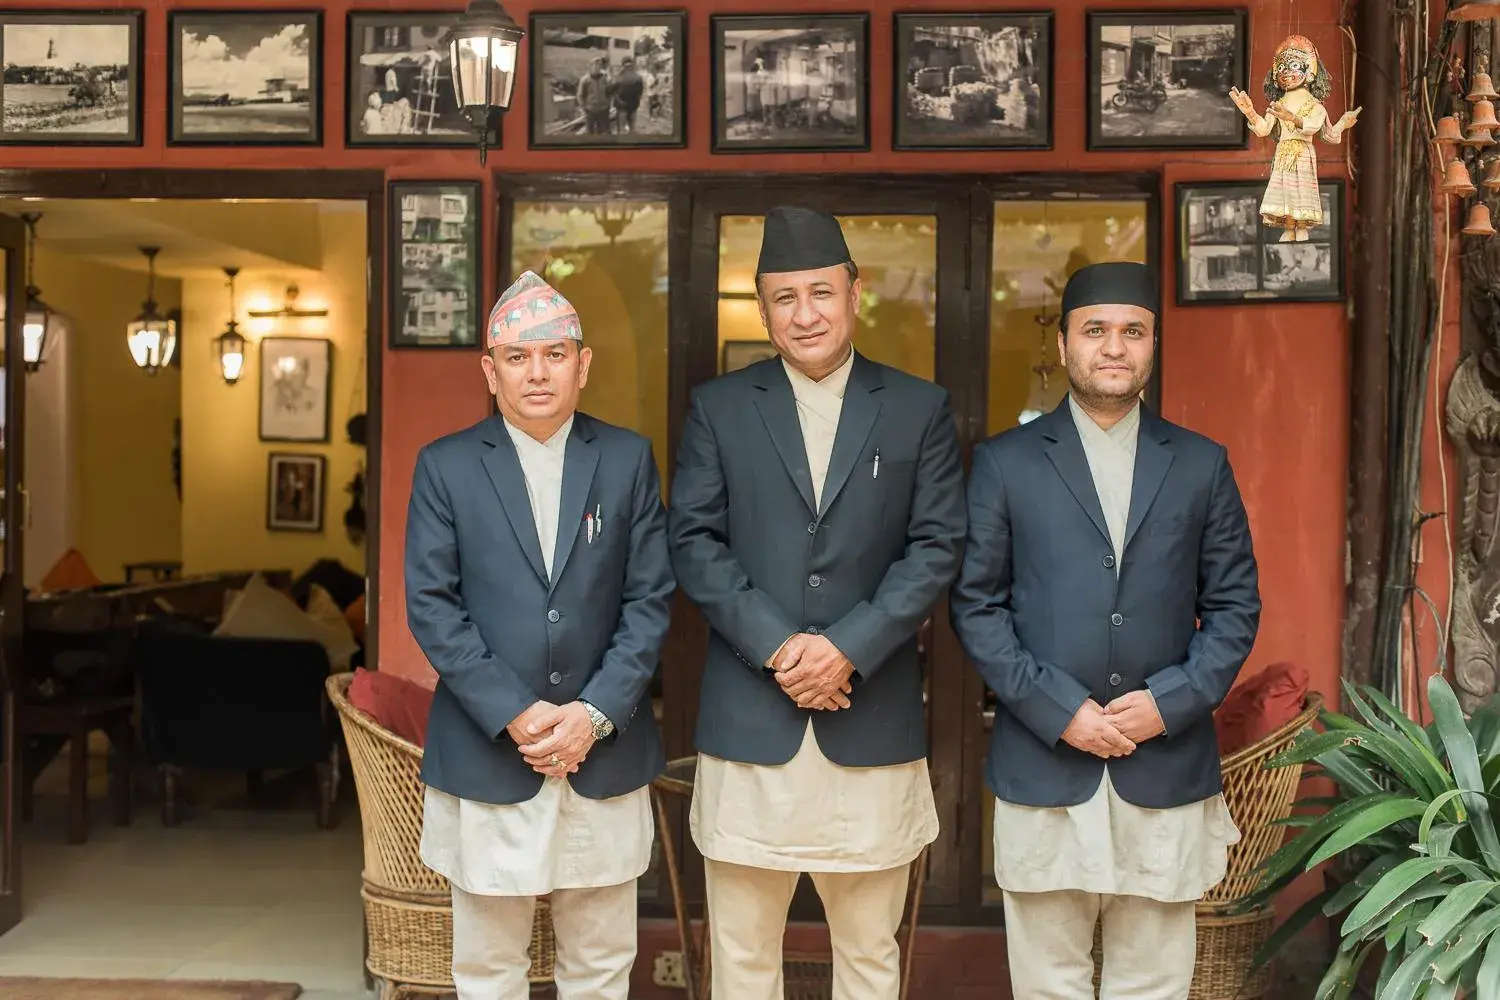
top-left (691, 349), bottom-right (939, 874)
top-left (421, 415), bottom-right (654, 897)
top-left (991, 397), bottom-right (1240, 904)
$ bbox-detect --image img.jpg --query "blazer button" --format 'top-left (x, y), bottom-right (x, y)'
top-left (808, 522), bottom-right (818, 534)
top-left (547, 609), bottom-right (560, 623)
top-left (549, 671), bottom-right (563, 685)
top-left (808, 574), bottom-right (822, 587)
top-left (1103, 554), bottom-right (1116, 568)
top-left (1110, 613), bottom-right (1123, 626)
top-left (1109, 673), bottom-right (1123, 686)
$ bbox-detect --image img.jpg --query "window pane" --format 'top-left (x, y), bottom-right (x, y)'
top-left (717, 214), bottom-right (936, 381)
top-left (979, 198), bottom-right (1149, 906)
top-left (508, 201), bottom-right (670, 487)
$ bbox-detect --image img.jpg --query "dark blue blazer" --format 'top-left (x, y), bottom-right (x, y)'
top-left (950, 400), bottom-right (1261, 809)
top-left (404, 412), bottom-right (674, 805)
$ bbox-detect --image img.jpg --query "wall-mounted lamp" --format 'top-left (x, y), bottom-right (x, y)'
top-left (442, 0), bottom-right (524, 164)
top-left (18, 212), bottom-right (57, 373)
top-left (126, 246), bottom-right (177, 375)
top-left (246, 284), bottom-right (329, 319)
top-left (215, 267), bottom-right (246, 385)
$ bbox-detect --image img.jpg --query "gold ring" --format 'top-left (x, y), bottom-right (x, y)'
top-left (550, 754), bottom-right (563, 767)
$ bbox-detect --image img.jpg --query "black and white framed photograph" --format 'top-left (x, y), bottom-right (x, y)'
top-left (1175, 180), bottom-right (1343, 304)
top-left (346, 11), bottom-right (496, 148)
top-left (267, 452), bottom-right (325, 533)
top-left (389, 180), bottom-right (482, 349)
top-left (259, 336), bottom-right (332, 442)
top-left (712, 14), bottom-right (869, 153)
top-left (721, 339), bottom-right (778, 373)
top-left (530, 11), bottom-right (686, 149)
top-left (0, 11), bottom-right (143, 145)
top-left (1087, 10), bottom-right (1247, 151)
top-left (893, 13), bottom-right (1051, 151)
top-left (169, 10), bottom-right (322, 145)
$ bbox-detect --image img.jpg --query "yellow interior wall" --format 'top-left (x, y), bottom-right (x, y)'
top-left (179, 207), bottom-right (367, 578)
top-left (31, 249), bottom-right (182, 583)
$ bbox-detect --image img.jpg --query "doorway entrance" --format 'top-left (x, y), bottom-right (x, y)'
top-left (496, 171), bottom-right (1159, 927)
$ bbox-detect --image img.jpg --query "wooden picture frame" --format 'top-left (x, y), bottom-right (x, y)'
top-left (892, 12), bottom-right (1053, 152)
top-left (259, 336), bottom-right (332, 442)
top-left (266, 452), bottom-right (325, 532)
top-left (711, 13), bottom-right (870, 154)
top-left (1085, 9), bottom-right (1248, 151)
top-left (168, 9), bottom-right (323, 146)
top-left (530, 10), bottom-right (687, 150)
top-left (388, 179), bottom-right (483, 349)
top-left (0, 10), bottom-right (145, 146)
top-left (1174, 179), bottom-right (1345, 304)
top-left (346, 10), bottom-right (498, 149)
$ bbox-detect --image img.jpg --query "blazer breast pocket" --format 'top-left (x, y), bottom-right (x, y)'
top-left (1146, 511), bottom-right (1198, 537)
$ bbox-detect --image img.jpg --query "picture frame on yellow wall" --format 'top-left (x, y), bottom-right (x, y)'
top-left (267, 452), bottom-right (325, 533)
top-left (721, 338), bottom-right (778, 374)
top-left (259, 336), bottom-right (332, 443)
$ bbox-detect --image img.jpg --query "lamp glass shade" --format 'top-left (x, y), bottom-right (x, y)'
top-left (449, 34), bottom-right (519, 113)
top-left (216, 323), bottom-right (246, 384)
top-left (21, 296), bottom-right (53, 370)
top-left (127, 311), bottom-right (178, 373)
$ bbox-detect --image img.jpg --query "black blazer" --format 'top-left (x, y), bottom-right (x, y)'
top-left (950, 400), bottom-right (1261, 809)
top-left (404, 413), bottom-right (674, 805)
top-left (668, 352), bottom-right (966, 767)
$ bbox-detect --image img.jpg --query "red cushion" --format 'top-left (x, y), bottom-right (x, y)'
top-left (348, 667), bottom-right (434, 748)
top-left (1214, 661), bottom-right (1310, 756)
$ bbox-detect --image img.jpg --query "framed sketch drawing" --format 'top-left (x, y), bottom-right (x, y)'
top-left (168, 9), bottom-right (323, 145)
top-left (0, 10), bottom-right (144, 145)
top-left (1175, 179), bottom-right (1344, 304)
top-left (267, 452), bottom-right (325, 532)
top-left (259, 336), bottom-right (332, 442)
top-left (893, 13), bottom-right (1052, 151)
top-left (721, 339), bottom-right (778, 373)
top-left (389, 180), bottom-right (483, 348)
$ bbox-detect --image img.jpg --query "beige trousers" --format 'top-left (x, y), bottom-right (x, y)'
top-left (1001, 889), bottom-right (1196, 1000)
top-left (705, 858), bottom-right (910, 1000)
top-left (450, 880), bottom-right (638, 1000)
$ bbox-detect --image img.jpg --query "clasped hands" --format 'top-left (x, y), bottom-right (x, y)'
top-left (507, 700), bottom-right (596, 779)
top-left (1060, 691), bottom-right (1165, 759)
top-left (771, 632), bottom-right (854, 711)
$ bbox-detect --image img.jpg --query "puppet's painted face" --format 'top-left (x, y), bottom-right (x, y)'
top-left (1276, 53), bottom-right (1311, 90)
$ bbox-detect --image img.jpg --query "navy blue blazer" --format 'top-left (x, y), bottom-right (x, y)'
top-left (404, 412), bottom-right (674, 805)
top-left (950, 400), bottom-right (1261, 809)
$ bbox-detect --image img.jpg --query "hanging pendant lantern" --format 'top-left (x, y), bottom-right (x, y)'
top-left (1444, 158), bottom-right (1478, 195)
top-left (125, 246), bottom-right (177, 375)
top-left (18, 212), bottom-right (57, 373)
top-left (1465, 202), bottom-right (1497, 236)
top-left (215, 266), bottom-right (246, 385)
top-left (441, 0), bottom-right (525, 165)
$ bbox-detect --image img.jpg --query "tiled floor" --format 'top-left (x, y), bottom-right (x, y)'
top-left (0, 755), bottom-right (372, 1000)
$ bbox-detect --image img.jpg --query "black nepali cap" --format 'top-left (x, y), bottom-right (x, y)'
top-left (1060, 261), bottom-right (1159, 322)
top-left (756, 205), bottom-right (853, 277)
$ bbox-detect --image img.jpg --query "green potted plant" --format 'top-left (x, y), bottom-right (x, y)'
top-left (1248, 673), bottom-right (1500, 998)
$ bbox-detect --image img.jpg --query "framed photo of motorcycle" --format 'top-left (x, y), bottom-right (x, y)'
top-left (1086, 9), bottom-right (1249, 151)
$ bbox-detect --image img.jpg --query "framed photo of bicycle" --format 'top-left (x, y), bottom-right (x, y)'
top-left (0, 10), bottom-right (145, 145)
top-left (1085, 10), bottom-right (1248, 151)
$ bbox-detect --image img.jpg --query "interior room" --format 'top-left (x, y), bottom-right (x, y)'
top-left (0, 196), bottom-right (372, 996)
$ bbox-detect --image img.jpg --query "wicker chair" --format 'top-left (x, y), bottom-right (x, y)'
top-left (1092, 691), bottom-right (1324, 999)
top-left (327, 673), bottom-right (557, 999)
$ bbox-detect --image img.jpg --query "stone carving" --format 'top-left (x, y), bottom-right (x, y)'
top-left (1445, 351), bottom-right (1500, 710)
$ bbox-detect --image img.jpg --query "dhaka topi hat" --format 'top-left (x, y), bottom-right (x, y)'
top-left (756, 205), bottom-right (853, 277)
top-left (1060, 261), bottom-right (1159, 325)
top-left (485, 270), bottom-right (582, 349)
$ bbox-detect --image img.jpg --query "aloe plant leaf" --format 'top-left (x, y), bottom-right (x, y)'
top-left (1430, 904), bottom-right (1500, 983)
top-left (1378, 937), bottom-right (1441, 998)
top-left (1320, 746), bottom-right (1397, 799)
top-left (1427, 975), bottom-right (1460, 1000)
top-left (1344, 858), bottom-right (1467, 938)
top-left (1421, 789), bottom-right (1471, 843)
top-left (1430, 673), bottom-right (1500, 872)
top-left (1375, 947), bottom-right (1402, 996)
top-left (1477, 921), bottom-right (1500, 999)
top-left (1324, 851), bottom-right (1410, 917)
top-left (1271, 728), bottom-right (1382, 768)
top-left (1422, 824), bottom-right (1463, 860)
top-left (1254, 793), bottom-right (1400, 892)
top-left (1363, 684), bottom-right (1440, 754)
top-left (1308, 798), bottom-right (1429, 869)
top-left (1419, 883), bottom-right (1500, 950)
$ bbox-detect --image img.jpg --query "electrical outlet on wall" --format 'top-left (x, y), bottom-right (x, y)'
top-left (653, 950), bottom-right (686, 988)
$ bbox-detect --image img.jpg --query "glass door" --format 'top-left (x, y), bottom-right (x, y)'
top-left (0, 212), bottom-right (27, 936)
top-left (686, 185), bottom-right (973, 918)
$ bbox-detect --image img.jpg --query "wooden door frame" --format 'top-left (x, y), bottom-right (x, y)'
top-left (0, 211), bottom-right (26, 936)
top-left (491, 170), bottom-right (1162, 927)
top-left (0, 169), bottom-right (387, 671)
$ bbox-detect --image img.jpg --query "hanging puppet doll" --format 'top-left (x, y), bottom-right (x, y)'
top-left (1228, 35), bottom-right (1361, 242)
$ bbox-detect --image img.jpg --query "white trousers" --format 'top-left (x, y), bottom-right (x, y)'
top-left (450, 880), bottom-right (638, 1000)
top-left (705, 857), bottom-right (911, 1000)
top-left (1002, 889), bottom-right (1196, 1000)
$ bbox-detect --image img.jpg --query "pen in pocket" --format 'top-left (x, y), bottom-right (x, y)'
top-left (873, 449), bottom-right (880, 480)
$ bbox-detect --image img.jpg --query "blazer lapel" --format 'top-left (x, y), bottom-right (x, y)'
top-left (549, 416), bottom-right (599, 593)
top-left (818, 355), bottom-right (882, 516)
top-left (751, 360), bottom-right (817, 514)
top-left (479, 418), bottom-right (548, 587)
top-left (1040, 402), bottom-right (1111, 546)
top-left (1123, 409), bottom-right (1174, 553)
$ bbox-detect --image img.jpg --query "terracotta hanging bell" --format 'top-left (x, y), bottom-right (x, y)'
top-left (1444, 158), bottom-right (1479, 195)
top-left (1472, 72), bottom-right (1500, 102)
top-left (1438, 115), bottom-right (1466, 142)
top-left (1482, 158), bottom-right (1500, 190)
top-left (1451, 0), bottom-right (1500, 21)
top-left (1474, 100), bottom-right (1500, 128)
top-left (1464, 202), bottom-right (1497, 236)
top-left (1466, 125), bottom-right (1497, 148)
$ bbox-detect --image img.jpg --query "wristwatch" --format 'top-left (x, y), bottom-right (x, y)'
top-left (580, 701), bottom-right (615, 740)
